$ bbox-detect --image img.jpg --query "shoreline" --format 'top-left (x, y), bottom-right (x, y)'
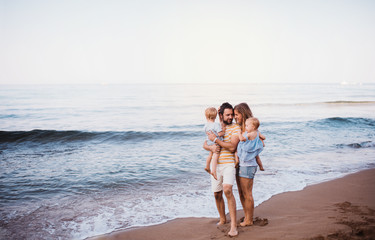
top-left (88, 168), bottom-right (375, 240)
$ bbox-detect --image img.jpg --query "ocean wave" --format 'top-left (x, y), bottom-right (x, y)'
top-left (337, 141), bottom-right (375, 149)
top-left (317, 117), bottom-right (375, 127)
top-left (0, 129), bottom-right (202, 144)
top-left (264, 117), bottom-right (375, 127)
top-left (0, 114), bottom-right (19, 119)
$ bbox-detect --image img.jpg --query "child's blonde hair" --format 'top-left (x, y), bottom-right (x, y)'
top-left (205, 107), bottom-right (217, 120)
top-left (246, 117), bottom-right (260, 130)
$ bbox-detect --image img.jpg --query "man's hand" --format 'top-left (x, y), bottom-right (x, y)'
top-left (212, 144), bottom-right (220, 153)
top-left (203, 141), bottom-right (220, 153)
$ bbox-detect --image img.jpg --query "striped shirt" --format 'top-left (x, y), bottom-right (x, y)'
top-left (218, 123), bottom-right (241, 164)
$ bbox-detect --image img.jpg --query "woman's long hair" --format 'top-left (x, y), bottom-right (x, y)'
top-left (234, 103), bottom-right (253, 132)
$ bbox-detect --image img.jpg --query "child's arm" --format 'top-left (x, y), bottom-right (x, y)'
top-left (217, 130), bottom-right (225, 138)
top-left (214, 122), bottom-right (225, 138)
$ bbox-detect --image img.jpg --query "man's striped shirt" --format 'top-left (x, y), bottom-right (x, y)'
top-left (218, 123), bottom-right (240, 164)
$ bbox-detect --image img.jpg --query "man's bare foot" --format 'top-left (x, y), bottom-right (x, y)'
top-left (228, 229), bottom-right (238, 237)
top-left (205, 168), bottom-right (211, 174)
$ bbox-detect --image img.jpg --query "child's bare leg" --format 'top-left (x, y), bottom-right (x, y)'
top-left (256, 155), bottom-right (264, 171)
top-left (211, 152), bottom-right (219, 180)
top-left (205, 151), bottom-right (213, 174)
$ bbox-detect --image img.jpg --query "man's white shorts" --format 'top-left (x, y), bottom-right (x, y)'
top-left (211, 163), bottom-right (236, 192)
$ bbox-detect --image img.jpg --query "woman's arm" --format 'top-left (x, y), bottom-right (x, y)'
top-left (238, 132), bottom-right (246, 142)
top-left (235, 152), bottom-right (239, 168)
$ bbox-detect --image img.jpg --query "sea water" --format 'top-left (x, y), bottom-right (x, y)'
top-left (0, 83), bottom-right (375, 239)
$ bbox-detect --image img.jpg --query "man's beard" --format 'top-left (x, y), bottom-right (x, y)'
top-left (223, 119), bottom-right (232, 125)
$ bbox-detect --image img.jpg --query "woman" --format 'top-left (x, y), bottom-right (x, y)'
top-left (234, 103), bottom-right (257, 227)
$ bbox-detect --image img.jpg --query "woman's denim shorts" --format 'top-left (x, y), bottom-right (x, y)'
top-left (238, 166), bottom-right (257, 179)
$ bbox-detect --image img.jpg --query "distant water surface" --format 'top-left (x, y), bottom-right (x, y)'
top-left (1, 83), bottom-right (375, 239)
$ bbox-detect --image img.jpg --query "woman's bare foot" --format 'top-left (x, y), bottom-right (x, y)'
top-left (216, 218), bottom-right (226, 226)
top-left (240, 217), bottom-right (253, 227)
top-left (240, 221), bottom-right (253, 227)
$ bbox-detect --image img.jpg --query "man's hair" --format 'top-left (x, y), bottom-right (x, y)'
top-left (246, 117), bottom-right (260, 130)
top-left (219, 102), bottom-right (233, 116)
top-left (205, 107), bottom-right (217, 120)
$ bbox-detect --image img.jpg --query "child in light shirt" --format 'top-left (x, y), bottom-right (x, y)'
top-left (203, 107), bottom-right (225, 179)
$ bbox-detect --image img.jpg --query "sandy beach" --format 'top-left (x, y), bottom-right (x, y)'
top-left (89, 168), bottom-right (375, 240)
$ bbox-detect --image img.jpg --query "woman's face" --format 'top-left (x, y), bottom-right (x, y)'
top-left (234, 109), bottom-right (243, 124)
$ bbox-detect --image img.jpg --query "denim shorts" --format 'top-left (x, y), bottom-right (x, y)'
top-left (238, 166), bottom-right (257, 179)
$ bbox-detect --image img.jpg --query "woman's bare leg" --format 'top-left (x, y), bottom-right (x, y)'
top-left (239, 177), bottom-right (254, 226)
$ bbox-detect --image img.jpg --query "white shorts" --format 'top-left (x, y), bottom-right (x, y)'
top-left (211, 163), bottom-right (236, 192)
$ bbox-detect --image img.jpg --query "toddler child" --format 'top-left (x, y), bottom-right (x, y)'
top-left (203, 107), bottom-right (225, 179)
top-left (236, 117), bottom-right (265, 171)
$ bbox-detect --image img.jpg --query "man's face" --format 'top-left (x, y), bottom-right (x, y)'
top-left (222, 108), bottom-right (234, 125)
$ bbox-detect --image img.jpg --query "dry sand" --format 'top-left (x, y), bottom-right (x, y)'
top-left (89, 168), bottom-right (375, 240)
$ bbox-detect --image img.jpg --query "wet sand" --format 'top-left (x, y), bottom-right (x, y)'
top-left (89, 168), bottom-right (375, 240)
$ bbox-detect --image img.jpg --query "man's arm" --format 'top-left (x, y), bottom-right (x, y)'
top-left (203, 140), bottom-right (220, 153)
top-left (207, 131), bottom-right (239, 152)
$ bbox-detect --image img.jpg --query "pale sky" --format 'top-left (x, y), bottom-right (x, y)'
top-left (1, 0), bottom-right (375, 85)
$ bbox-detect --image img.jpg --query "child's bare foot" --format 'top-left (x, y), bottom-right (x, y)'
top-left (205, 168), bottom-right (211, 174)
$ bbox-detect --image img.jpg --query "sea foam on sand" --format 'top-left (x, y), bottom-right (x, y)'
top-left (89, 168), bottom-right (375, 240)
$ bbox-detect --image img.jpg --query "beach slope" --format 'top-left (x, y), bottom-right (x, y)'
top-left (90, 168), bottom-right (375, 240)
